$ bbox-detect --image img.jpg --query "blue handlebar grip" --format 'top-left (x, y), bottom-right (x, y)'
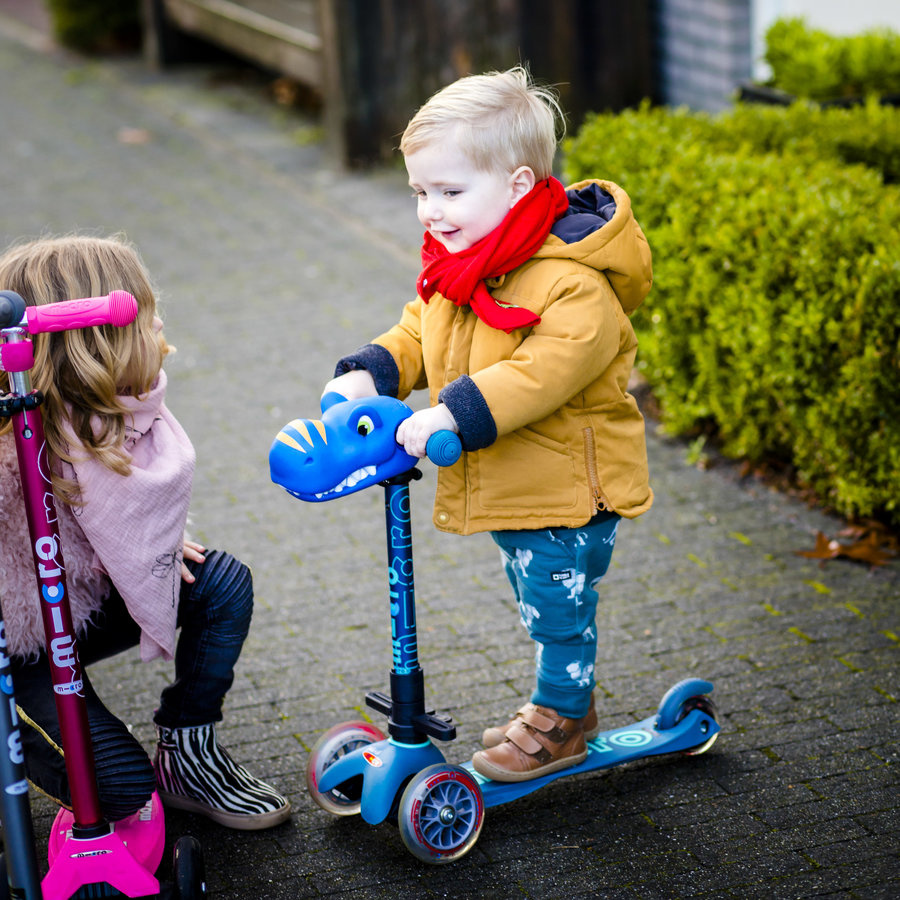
top-left (0, 291), bottom-right (26, 328)
top-left (426, 430), bottom-right (462, 467)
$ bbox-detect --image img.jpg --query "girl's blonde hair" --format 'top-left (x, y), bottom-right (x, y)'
top-left (400, 66), bottom-right (565, 179)
top-left (0, 235), bottom-right (170, 503)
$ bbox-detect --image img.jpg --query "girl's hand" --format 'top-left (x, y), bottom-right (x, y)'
top-left (182, 539), bottom-right (207, 583)
top-left (395, 403), bottom-right (458, 458)
top-left (323, 369), bottom-right (377, 401)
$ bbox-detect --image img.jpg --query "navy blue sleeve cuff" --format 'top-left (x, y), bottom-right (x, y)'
top-left (439, 375), bottom-right (497, 451)
top-left (334, 345), bottom-right (400, 397)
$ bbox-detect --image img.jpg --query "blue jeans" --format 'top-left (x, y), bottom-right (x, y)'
top-left (157, 549), bottom-right (254, 728)
top-left (9, 549), bottom-right (252, 820)
top-left (491, 512), bottom-right (619, 719)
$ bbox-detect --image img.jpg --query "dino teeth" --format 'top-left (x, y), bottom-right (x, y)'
top-left (315, 465), bottom-right (377, 499)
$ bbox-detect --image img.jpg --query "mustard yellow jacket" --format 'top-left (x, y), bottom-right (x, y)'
top-left (338, 180), bottom-right (653, 535)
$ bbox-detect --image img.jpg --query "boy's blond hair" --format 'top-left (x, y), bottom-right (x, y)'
top-left (400, 67), bottom-right (564, 179)
top-left (0, 234), bottom-right (170, 503)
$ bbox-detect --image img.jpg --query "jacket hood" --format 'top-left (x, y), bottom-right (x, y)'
top-left (534, 179), bottom-right (653, 316)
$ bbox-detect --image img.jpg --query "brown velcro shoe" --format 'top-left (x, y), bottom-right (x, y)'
top-left (472, 704), bottom-right (588, 783)
top-left (482, 693), bottom-right (600, 748)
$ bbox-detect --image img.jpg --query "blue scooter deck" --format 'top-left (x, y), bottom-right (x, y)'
top-left (467, 707), bottom-right (718, 808)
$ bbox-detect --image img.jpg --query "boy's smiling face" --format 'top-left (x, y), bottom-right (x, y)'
top-left (405, 131), bottom-right (534, 253)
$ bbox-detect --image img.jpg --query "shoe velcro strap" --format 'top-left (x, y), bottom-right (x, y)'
top-left (504, 722), bottom-right (554, 763)
top-left (519, 707), bottom-right (574, 742)
top-left (518, 706), bottom-right (558, 732)
top-left (511, 702), bottom-right (538, 721)
top-left (505, 721), bottom-right (545, 755)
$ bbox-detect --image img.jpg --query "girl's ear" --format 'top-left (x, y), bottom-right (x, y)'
top-left (509, 166), bottom-right (536, 206)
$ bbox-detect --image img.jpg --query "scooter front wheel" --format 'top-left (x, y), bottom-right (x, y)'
top-left (307, 721), bottom-right (387, 816)
top-left (397, 764), bottom-right (484, 864)
top-left (172, 835), bottom-right (207, 898)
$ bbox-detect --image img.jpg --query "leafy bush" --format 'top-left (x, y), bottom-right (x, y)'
top-left (699, 99), bottom-right (900, 184)
top-left (46, 0), bottom-right (141, 54)
top-left (563, 102), bottom-right (900, 526)
top-left (764, 17), bottom-right (900, 100)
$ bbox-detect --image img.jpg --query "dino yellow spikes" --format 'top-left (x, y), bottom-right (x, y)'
top-left (275, 431), bottom-right (305, 453)
top-left (276, 418), bottom-right (328, 453)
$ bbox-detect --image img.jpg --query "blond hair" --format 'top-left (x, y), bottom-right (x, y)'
top-left (400, 67), bottom-right (565, 179)
top-left (0, 235), bottom-right (170, 503)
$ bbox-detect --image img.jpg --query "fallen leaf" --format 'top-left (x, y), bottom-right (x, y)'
top-left (117, 127), bottom-right (151, 145)
top-left (796, 527), bottom-right (897, 568)
top-left (271, 77), bottom-right (300, 106)
top-left (839, 520), bottom-right (900, 553)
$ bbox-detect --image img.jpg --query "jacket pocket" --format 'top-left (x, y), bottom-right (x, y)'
top-left (472, 428), bottom-right (579, 513)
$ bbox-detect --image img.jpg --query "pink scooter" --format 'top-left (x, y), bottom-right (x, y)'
top-left (0, 290), bottom-right (205, 898)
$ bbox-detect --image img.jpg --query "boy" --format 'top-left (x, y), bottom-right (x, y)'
top-left (325, 67), bottom-right (653, 782)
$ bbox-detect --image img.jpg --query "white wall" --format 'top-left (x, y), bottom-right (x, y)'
top-left (752, 0), bottom-right (900, 79)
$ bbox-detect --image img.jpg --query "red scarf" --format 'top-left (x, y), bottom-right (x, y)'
top-left (416, 177), bottom-right (569, 333)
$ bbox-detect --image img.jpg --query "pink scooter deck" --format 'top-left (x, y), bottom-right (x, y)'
top-left (44, 791), bottom-right (165, 899)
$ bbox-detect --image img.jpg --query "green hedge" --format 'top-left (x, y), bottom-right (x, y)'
top-left (563, 102), bottom-right (900, 526)
top-left (763, 17), bottom-right (900, 100)
top-left (700, 99), bottom-right (900, 184)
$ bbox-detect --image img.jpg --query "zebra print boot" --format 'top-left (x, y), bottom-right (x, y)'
top-left (154, 723), bottom-right (290, 830)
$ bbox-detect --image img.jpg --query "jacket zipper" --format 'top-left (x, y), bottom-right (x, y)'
top-left (583, 426), bottom-right (610, 512)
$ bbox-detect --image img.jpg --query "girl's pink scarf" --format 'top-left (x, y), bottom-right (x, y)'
top-left (416, 176), bottom-right (569, 333)
top-left (62, 369), bottom-right (195, 661)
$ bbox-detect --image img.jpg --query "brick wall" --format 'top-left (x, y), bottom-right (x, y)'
top-left (655, 0), bottom-right (753, 111)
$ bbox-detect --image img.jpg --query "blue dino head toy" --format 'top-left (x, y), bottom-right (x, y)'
top-left (269, 394), bottom-right (419, 502)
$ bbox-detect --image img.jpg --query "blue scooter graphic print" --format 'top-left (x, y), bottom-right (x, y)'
top-left (270, 394), bottom-right (719, 863)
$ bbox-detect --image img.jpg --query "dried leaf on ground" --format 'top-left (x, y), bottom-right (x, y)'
top-left (117, 127), bottom-right (151, 145)
top-left (796, 524), bottom-right (898, 568)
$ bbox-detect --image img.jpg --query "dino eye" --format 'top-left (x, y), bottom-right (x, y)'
top-left (356, 415), bottom-right (375, 436)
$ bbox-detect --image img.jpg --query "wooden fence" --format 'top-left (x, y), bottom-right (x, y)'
top-left (143, 0), bottom-right (654, 167)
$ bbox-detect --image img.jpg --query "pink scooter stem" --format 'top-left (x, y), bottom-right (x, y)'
top-left (1, 293), bottom-right (167, 898)
top-left (0, 292), bottom-right (138, 827)
top-left (24, 290), bottom-right (137, 333)
top-left (12, 407), bottom-right (104, 827)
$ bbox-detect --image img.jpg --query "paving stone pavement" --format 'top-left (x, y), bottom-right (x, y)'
top-left (0, 13), bottom-right (897, 899)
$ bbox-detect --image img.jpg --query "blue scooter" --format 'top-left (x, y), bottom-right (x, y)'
top-left (270, 394), bottom-right (719, 863)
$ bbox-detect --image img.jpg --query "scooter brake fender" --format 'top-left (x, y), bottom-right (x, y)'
top-left (656, 678), bottom-right (714, 730)
top-left (318, 738), bottom-right (447, 825)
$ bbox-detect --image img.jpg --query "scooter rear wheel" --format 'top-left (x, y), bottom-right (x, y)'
top-left (397, 764), bottom-right (484, 864)
top-left (677, 696), bottom-right (720, 756)
top-left (307, 721), bottom-right (387, 816)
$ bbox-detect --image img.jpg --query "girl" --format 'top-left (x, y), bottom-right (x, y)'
top-left (0, 235), bottom-right (290, 829)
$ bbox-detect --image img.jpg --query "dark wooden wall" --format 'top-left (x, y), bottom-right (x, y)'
top-left (323, 0), bottom-right (655, 166)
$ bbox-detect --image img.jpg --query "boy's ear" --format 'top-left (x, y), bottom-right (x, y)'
top-left (509, 166), bottom-right (536, 205)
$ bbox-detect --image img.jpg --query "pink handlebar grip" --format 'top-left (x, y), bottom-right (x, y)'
top-left (24, 291), bottom-right (138, 334)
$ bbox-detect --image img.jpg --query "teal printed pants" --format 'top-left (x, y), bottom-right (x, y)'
top-left (491, 512), bottom-right (620, 719)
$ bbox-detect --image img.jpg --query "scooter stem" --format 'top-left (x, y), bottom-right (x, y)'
top-left (365, 475), bottom-right (455, 744)
top-left (6, 357), bottom-right (105, 828)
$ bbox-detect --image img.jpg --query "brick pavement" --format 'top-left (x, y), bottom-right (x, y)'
top-left (0, 13), bottom-right (897, 899)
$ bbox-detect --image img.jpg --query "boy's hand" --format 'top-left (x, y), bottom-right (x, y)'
top-left (182, 539), bottom-right (207, 583)
top-left (396, 403), bottom-right (459, 458)
top-left (323, 369), bottom-right (377, 401)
